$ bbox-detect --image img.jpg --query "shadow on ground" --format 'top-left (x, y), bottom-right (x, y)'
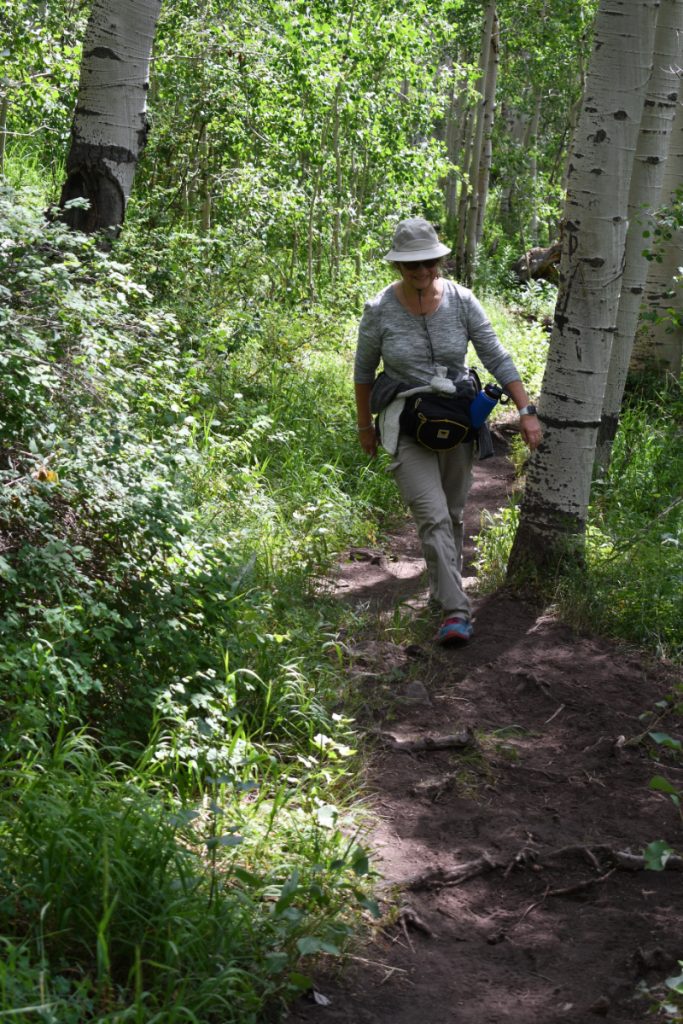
top-left (289, 437), bottom-right (683, 1024)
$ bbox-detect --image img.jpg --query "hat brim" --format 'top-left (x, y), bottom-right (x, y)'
top-left (383, 241), bottom-right (451, 262)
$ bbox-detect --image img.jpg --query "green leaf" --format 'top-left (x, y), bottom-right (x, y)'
top-left (0, 556), bottom-right (17, 582)
top-left (649, 775), bottom-right (680, 796)
top-left (296, 936), bottom-right (339, 956)
top-left (233, 866), bottom-right (261, 887)
top-left (206, 834), bottom-right (243, 850)
top-left (296, 936), bottom-right (324, 956)
top-left (643, 840), bottom-right (674, 871)
top-left (275, 870), bottom-right (299, 914)
top-left (287, 972), bottom-right (312, 992)
top-left (358, 895), bottom-right (381, 918)
top-left (264, 952), bottom-right (289, 974)
top-left (315, 804), bottom-right (338, 828)
top-left (649, 732), bottom-right (682, 752)
top-left (351, 849), bottom-right (370, 876)
top-left (665, 965), bottom-right (683, 994)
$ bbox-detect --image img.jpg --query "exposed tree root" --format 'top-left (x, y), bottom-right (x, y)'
top-left (397, 903), bottom-right (435, 945)
top-left (405, 843), bottom-right (683, 891)
top-left (406, 851), bottom-right (504, 890)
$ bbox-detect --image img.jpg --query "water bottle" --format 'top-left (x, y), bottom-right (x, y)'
top-left (469, 383), bottom-right (504, 428)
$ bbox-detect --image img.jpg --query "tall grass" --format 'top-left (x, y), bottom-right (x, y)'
top-left (475, 374), bottom-right (683, 662)
top-left (0, 728), bottom-right (372, 1022)
top-left (483, 289), bottom-right (552, 400)
top-left (2, 140), bottom-right (66, 203)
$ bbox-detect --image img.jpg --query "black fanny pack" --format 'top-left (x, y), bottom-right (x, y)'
top-left (399, 375), bottom-right (478, 452)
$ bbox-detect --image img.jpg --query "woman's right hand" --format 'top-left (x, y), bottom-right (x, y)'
top-left (358, 425), bottom-right (378, 457)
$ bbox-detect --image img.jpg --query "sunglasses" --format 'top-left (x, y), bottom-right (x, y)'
top-left (401, 258), bottom-right (440, 269)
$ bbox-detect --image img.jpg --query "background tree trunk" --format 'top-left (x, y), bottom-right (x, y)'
top-left (0, 90), bottom-right (9, 176)
top-left (527, 91), bottom-right (542, 245)
top-left (596, 0), bottom-right (683, 468)
top-left (630, 93), bottom-right (683, 376)
top-left (199, 125), bottom-right (212, 235)
top-left (475, 11), bottom-right (499, 247)
top-left (463, 1), bottom-right (496, 280)
top-left (59, 0), bottom-right (161, 236)
top-left (454, 104), bottom-right (475, 277)
top-left (508, 0), bottom-right (658, 575)
top-left (444, 63), bottom-right (466, 230)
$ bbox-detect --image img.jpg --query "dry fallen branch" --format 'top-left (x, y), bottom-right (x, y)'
top-left (545, 867), bottom-right (617, 897)
top-left (411, 771), bottom-right (460, 800)
top-left (370, 728), bottom-right (475, 753)
top-left (544, 703), bottom-right (566, 725)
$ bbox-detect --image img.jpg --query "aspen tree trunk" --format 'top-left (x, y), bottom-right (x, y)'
top-left (475, 10), bottom-right (500, 247)
top-left (631, 93), bottom-right (683, 375)
top-left (199, 125), bottom-right (212, 235)
top-left (306, 106), bottom-right (334, 301)
top-left (0, 91), bottom-right (8, 176)
top-left (331, 96), bottom-right (342, 284)
top-left (345, 150), bottom-right (357, 257)
top-left (444, 64), bottom-right (466, 229)
top-left (562, 57), bottom-right (587, 194)
top-left (596, 0), bottom-right (683, 467)
top-left (354, 150), bottom-right (370, 274)
top-left (499, 105), bottom-right (530, 231)
top-left (454, 104), bottom-right (475, 277)
top-left (508, 0), bottom-right (658, 574)
top-left (528, 91), bottom-right (543, 245)
top-left (463, 1), bottom-right (496, 280)
top-left (59, 0), bottom-right (161, 235)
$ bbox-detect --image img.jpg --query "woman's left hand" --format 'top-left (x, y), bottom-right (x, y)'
top-left (520, 413), bottom-right (542, 450)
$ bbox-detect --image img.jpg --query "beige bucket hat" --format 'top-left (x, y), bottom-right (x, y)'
top-left (383, 217), bottom-right (451, 262)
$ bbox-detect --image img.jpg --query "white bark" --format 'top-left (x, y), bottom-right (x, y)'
top-left (60, 0), bottom-right (161, 235)
top-left (631, 92), bottom-right (683, 374)
top-left (499, 103), bottom-right (531, 229)
top-left (475, 10), bottom-right (500, 246)
top-left (528, 91), bottom-right (543, 245)
top-left (200, 125), bottom-right (212, 235)
top-left (509, 0), bottom-right (659, 572)
top-left (562, 58), bottom-right (587, 194)
top-left (455, 103), bottom-right (474, 276)
top-left (0, 91), bottom-right (8, 176)
top-left (597, 0), bottom-right (683, 467)
top-left (463, 1), bottom-right (496, 280)
top-left (445, 64), bottom-right (466, 225)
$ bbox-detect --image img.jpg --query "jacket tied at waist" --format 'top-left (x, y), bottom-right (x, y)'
top-left (370, 370), bottom-right (495, 459)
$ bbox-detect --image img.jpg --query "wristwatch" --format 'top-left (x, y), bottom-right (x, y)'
top-left (518, 404), bottom-right (537, 417)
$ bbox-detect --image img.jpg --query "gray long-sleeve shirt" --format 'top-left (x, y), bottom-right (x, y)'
top-left (354, 280), bottom-right (520, 388)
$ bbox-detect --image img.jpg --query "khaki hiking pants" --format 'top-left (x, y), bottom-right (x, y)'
top-left (390, 435), bottom-right (474, 619)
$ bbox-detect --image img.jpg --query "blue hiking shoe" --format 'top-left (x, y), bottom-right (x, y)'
top-left (435, 616), bottom-right (473, 645)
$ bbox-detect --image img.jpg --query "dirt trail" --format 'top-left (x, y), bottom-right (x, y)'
top-left (290, 433), bottom-right (683, 1024)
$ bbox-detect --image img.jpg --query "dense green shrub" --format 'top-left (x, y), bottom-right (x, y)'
top-left (0, 189), bottom-right (395, 745)
top-left (0, 188), bottom-right (385, 1020)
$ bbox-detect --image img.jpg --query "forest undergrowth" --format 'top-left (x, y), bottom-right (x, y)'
top-left (1, 186), bottom-right (681, 1021)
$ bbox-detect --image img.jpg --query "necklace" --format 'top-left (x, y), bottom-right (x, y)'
top-left (397, 279), bottom-right (442, 316)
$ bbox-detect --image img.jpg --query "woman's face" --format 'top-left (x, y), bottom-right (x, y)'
top-left (398, 258), bottom-right (439, 291)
